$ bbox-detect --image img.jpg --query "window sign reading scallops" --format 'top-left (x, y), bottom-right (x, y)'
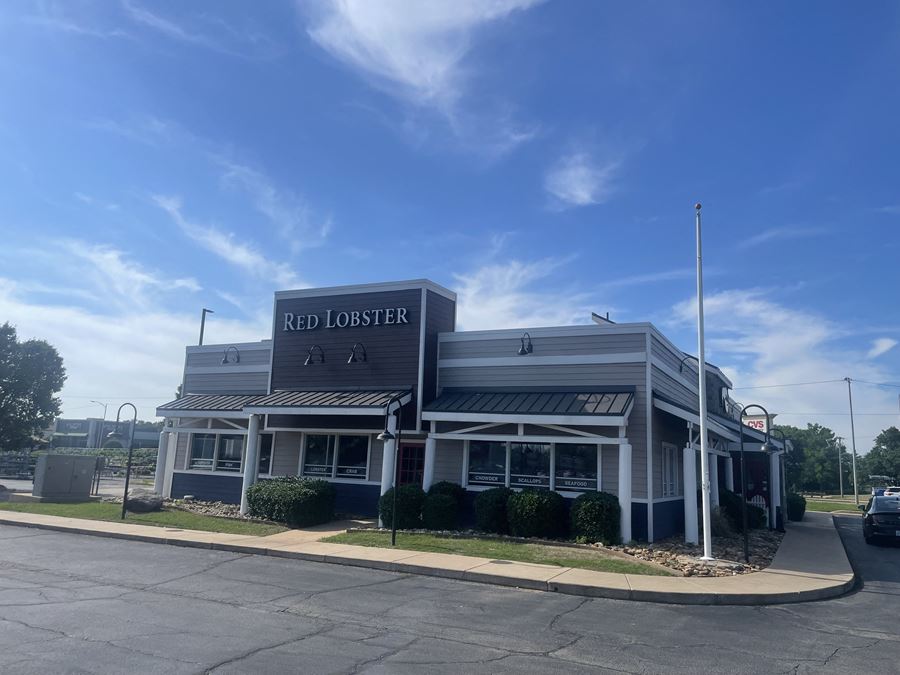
top-left (467, 440), bottom-right (506, 486)
top-left (510, 443), bottom-right (550, 489)
top-left (555, 444), bottom-right (598, 491)
top-left (283, 307), bottom-right (409, 331)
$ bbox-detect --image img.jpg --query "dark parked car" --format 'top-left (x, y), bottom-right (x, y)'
top-left (861, 496), bottom-right (900, 544)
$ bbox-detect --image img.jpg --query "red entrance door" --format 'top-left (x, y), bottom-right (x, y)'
top-left (397, 444), bottom-right (425, 486)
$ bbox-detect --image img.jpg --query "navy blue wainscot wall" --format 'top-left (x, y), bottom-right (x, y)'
top-left (333, 483), bottom-right (381, 518)
top-left (652, 499), bottom-right (685, 541)
top-left (171, 472), bottom-right (243, 504)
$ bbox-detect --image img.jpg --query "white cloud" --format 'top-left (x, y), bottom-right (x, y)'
top-left (216, 158), bottom-right (332, 253)
top-left (454, 257), bottom-right (591, 331)
top-left (0, 277), bottom-right (265, 421)
top-left (669, 289), bottom-right (900, 453)
top-left (304, 0), bottom-right (541, 156)
top-left (877, 205), bottom-right (900, 215)
top-left (737, 226), bottom-right (827, 249)
top-left (544, 152), bottom-right (619, 208)
top-left (152, 195), bottom-right (305, 289)
top-left (868, 338), bottom-right (898, 359)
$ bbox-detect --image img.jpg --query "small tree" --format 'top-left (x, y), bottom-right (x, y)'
top-left (0, 323), bottom-right (66, 451)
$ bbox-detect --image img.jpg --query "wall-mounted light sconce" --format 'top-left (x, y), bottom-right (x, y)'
top-left (678, 353), bottom-right (699, 373)
top-left (221, 345), bottom-right (241, 365)
top-left (304, 344), bottom-right (325, 366)
top-left (517, 332), bottom-right (533, 356)
top-left (347, 342), bottom-right (368, 364)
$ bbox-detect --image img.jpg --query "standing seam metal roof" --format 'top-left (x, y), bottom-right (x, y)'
top-left (423, 389), bottom-right (635, 416)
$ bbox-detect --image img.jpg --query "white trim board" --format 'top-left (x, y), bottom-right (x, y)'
top-left (416, 287), bottom-right (426, 433)
top-left (186, 341), bottom-right (271, 354)
top-left (274, 279), bottom-right (456, 301)
top-left (438, 352), bottom-right (646, 368)
top-left (159, 410), bottom-right (250, 419)
top-left (429, 431), bottom-right (626, 444)
top-left (438, 323), bottom-right (652, 342)
top-left (422, 411), bottom-right (630, 427)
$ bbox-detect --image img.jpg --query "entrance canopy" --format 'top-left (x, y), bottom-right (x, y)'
top-left (423, 387), bottom-right (634, 426)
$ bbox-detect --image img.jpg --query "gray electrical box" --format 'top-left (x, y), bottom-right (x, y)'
top-left (32, 455), bottom-right (96, 501)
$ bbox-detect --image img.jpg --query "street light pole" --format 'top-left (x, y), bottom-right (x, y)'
top-left (739, 404), bottom-right (774, 563)
top-left (844, 378), bottom-right (860, 506)
top-left (695, 203), bottom-right (714, 560)
top-left (90, 400), bottom-right (108, 450)
top-left (835, 436), bottom-right (845, 499)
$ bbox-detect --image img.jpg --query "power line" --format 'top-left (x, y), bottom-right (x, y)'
top-left (733, 379), bottom-right (844, 390)
top-left (854, 379), bottom-right (900, 389)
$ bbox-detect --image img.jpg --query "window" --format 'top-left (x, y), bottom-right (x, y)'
top-left (215, 435), bottom-right (244, 472)
top-left (336, 435), bottom-right (369, 479)
top-left (467, 440), bottom-right (506, 486)
top-left (258, 434), bottom-right (274, 475)
top-left (509, 443), bottom-right (550, 489)
top-left (555, 444), bottom-right (598, 491)
top-left (189, 434), bottom-right (216, 470)
top-left (661, 442), bottom-right (679, 497)
top-left (302, 434), bottom-right (335, 477)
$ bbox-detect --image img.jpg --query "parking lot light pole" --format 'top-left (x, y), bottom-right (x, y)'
top-left (104, 403), bottom-right (138, 520)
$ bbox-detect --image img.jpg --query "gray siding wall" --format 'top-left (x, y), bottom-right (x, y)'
top-left (174, 433), bottom-right (189, 470)
top-left (601, 446), bottom-right (619, 495)
top-left (650, 333), bottom-right (730, 416)
top-left (186, 347), bottom-right (271, 368)
top-left (183, 372), bottom-right (269, 395)
top-left (271, 432), bottom-right (301, 476)
top-left (439, 331), bottom-right (646, 359)
top-left (434, 439), bottom-right (465, 483)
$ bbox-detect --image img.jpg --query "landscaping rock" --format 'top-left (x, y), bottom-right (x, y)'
top-left (126, 492), bottom-right (163, 513)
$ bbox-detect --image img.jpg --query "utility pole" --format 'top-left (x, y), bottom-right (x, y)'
top-left (835, 436), bottom-right (844, 499)
top-left (844, 378), bottom-right (860, 506)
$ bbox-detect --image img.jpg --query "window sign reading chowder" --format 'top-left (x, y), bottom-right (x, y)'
top-left (555, 444), bottom-right (598, 491)
top-left (510, 443), bottom-right (550, 489)
top-left (467, 440), bottom-right (506, 486)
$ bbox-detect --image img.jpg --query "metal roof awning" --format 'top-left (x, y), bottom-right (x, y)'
top-left (156, 394), bottom-right (263, 419)
top-left (243, 389), bottom-right (412, 416)
top-left (422, 387), bottom-right (635, 426)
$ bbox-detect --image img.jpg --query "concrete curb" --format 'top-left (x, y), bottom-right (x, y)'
top-left (0, 513), bottom-right (855, 605)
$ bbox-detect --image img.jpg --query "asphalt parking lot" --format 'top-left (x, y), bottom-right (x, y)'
top-left (0, 514), bottom-right (896, 674)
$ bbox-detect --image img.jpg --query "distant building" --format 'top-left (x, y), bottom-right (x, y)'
top-left (49, 418), bottom-right (160, 450)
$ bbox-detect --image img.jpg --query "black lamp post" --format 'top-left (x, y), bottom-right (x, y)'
top-left (770, 427), bottom-right (788, 531)
top-left (376, 393), bottom-right (406, 547)
top-left (104, 403), bottom-right (138, 520)
top-left (738, 404), bottom-right (775, 562)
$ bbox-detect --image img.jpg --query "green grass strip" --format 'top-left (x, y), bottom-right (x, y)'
top-left (324, 530), bottom-right (672, 576)
top-left (0, 501), bottom-right (286, 536)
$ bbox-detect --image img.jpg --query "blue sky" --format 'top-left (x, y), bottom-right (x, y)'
top-left (1, 1), bottom-right (898, 450)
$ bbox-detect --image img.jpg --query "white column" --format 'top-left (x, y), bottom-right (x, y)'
top-left (618, 442), bottom-right (632, 543)
top-left (724, 455), bottom-right (734, 492)
top-left (683, 444), bottom-right (698, 544)
top-left (422, 436), bottom-right (436, 491)
top-left (162, 431), bottom-right (178, 498)
top-left (709, 453), bottom-right (720, 508)
top-left (770, 451), bottom-right (781, 529)
top-left (379, 414), bottom-right (398, 496)
top-left (153, 430), bottom-right (169, 495)
top-left (239, 415), bottom-right (261, 515)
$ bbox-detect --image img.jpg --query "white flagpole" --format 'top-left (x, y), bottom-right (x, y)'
top-left (696, 203), bottom-right (714, 560)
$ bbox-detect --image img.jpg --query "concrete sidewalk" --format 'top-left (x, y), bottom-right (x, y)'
top-left (0, 509), bottom-right (854, 605)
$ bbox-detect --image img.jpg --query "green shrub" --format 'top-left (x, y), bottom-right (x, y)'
top-left (786, 493), bottom-right (806, 521)
top-left (378, 484), bottom-right (426, 530)
top-left (474, 486), bottom-right (514, 534)
top-left (245, 477), bottom-right (335, 527)
top-left (718, 488), bottom-right (766, 531)
top-left (422, 493), bottom-right (459, 530)
top-left (569, 491), bottom-right (620, 544)
top-left (427, 481), bottom-right (465, 505)
top-left (507, 489), bottom-right (567, 539)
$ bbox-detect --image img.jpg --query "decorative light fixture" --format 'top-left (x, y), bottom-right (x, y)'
top-left (347, 342), bottom-right (368, 364)
top-left (103, 403), bottom-right (138, 520)
top-left (517, 332), bottom-right (533, 356)
top-left (678, 353), bottom-right (699, 373)
top-left (304, 344), bottom-right (325, 366)
top-left (738, 403), bottom-right (773, 561)
top-left (222, 345), bottom-right (241, 364)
